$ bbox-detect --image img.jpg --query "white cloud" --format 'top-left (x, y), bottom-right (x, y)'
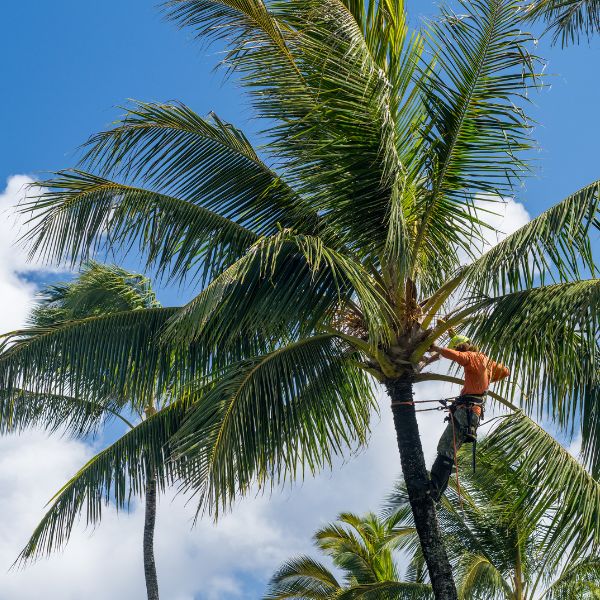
top-left (469, 195), bottom-right (531, 259)
top-left (0, 175), bottom-right (70, 332)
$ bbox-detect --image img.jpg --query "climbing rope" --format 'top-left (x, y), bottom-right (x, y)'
top-left (390, 397), bottom-right (455, 411)
top-left (450, 412), bottom-right (463, 509)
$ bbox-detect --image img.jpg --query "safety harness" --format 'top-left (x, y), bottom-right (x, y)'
top-left (446, 393), bottom-right (486, 472)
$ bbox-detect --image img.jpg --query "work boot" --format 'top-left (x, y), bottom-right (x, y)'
top-left (429, 454), bottom-right (454, 503)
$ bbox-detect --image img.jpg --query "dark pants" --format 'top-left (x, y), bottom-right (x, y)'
top-left (437, 406), bottom-right (481, 460)
top-left (430, 397), bottom-right (484, 501)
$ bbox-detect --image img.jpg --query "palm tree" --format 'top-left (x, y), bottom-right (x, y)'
top-left (3, 262), bottom-right (195, 600)
top-left (523, 0), bottom-right (600, 45)
top-left (265, 511), bottom-right (433, 599)
top-left (386, 413), bottom-right (600, 599)
top-left (5, 0), bottom-right (600, 597)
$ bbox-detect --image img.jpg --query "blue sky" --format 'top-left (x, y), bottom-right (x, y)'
top-left (0, 2), bottom-right (598, 599)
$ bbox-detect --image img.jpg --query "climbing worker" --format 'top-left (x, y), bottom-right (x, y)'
top-left (427, 335), bottom-right (510, 502)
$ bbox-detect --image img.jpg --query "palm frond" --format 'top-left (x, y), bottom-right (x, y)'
top-left (164, 230), bottom-right (395, 348)
top-left (174, 334), bottom-right (375, 513)
top-left (454, 552), bottom-right (512, 600)
top-left (167, 1), bottom-right (419, 263)
top-left (336, 580), bottom-right (434, 599)
top-left (80, 102), bottom-right (309, 232)
top-left (524, 0), bottom-right (600, 45)
top-left (463, 280), bottom-right (600, 471)
top-left (545, 556), bottom-right (600, 599)
top-left (16, 400), bottom-right (190, 563)
top-left (30, 261), bottom-right (160, 327)
top-left (0, 388), bottom-right (130, 437)
top-left (264, 555), bottom-right (340, 599)
top-left (23, 170), bottom-right (261, 283)
top-left (463, 180), bottom-right (600, 294)
top-left (0, 307), bottom-right (188, 408)
top-left (482, 412), bottom-right (600, 565)
top-left (410, 0), bottom-right (542, 287)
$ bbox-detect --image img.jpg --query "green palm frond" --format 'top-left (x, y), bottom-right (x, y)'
top-left (524, 0), bottom-right (600, 45)
top-left (264, 555), bottom-right (340, 599)
top-left (24, 170), bottom-right (259, 282)
top-left (0, 307), bottom-right (186, 408)
top-left (80, 102), bottom-right (309, 233)
top-left (266, 510), bottom-right (433, 599)
top-left (482, 413), bottom-right (600, 564)
top-left (315, 512), bottom-right (397, 584)
top-left (164, 230), bottom-right (395, 348)
top-left (455, 551), bottom-right (512, 599)
top-left (336, 580), bottom-right (434, 599)
top-left (16, 400), bottom-right (190, 564)
top-left (163, 0), bottom-right (298, 73)
top-left (167, 1), bottom-right (417, 262)
top-left (386, 414), bottom-right (600, 598)
top-left (464, 280), bottom-right (600, 469)
top-left (0, 388), bottom-right (128, 437)
top-left (545, 557), bottom-right (600, 599)
top-left (410, 0), bottom-right (541, 286)
top-left (30, 261), bottom-right (160, 326)
top-left (175, 334), bottom-right (374, 513)
top-left (463, 180), bottom-right (600, 294)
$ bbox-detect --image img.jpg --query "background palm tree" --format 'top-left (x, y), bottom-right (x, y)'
top-left (265, 511), bottom-right (433, 599)
top-left (2, 262), bottom-right (197, 600)
top-left (3, 0), bottom-right (599, 597)
top-left (386, 413), bottom-right (600, 599)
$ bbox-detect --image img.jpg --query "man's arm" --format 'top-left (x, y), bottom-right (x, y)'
top-left (430, 344), bottom-right (469, 367)
top-left (490, 361), bottom-right (510, 382)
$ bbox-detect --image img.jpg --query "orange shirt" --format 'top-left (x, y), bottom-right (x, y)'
top-left (439, 348), bottom-right (510, 415)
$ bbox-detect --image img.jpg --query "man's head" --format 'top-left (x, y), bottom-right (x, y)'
top-left (448, 335), bottom-right (477, 352)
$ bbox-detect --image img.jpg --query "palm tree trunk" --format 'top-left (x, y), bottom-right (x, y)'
top-left (143, 474), bottom-right (160, 600)
top-left (386, 377), bottom-right (457, 600)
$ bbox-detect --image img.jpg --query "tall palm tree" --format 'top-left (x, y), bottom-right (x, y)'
top-left (2, 262), bottom-right (195, 600)
top-left (265, 511), bottom-right (433, 599)
top-left (524, 0), bottom-right (600, 45)
top-left (386, 413), bottom-right (600, 599)
top-left (5, 0), bottom-right (600, 597)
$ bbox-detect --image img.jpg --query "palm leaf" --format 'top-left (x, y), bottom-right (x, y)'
top-left (463, 179), bottom-right (600, 294)
top-left (0, 388), bottom-right (130, 437)
top-left (482, 413), bottom-right (600, 565)
top-left (16, 400), bottom-right (191, 563)
top-left (463, 280), bottom-right (600, 470)
top-left (410, 0), bottom-right (542, 287)
top-left (336, 580), bottom-right (434, 599)
top-left (30, 261), bottom-right (160, 326)
top-left (174, 334), bottom-right (375, 513)
top-left (264, 555), bottom-right (341, 599)
top-left (524, 0), bottom-right (600, 45)
top-left (545, 556), bottom-right (600, 599)
top-left (24, 170), bottom-right (259, 282)
top-left (164, 230), bottom-right (395, 348)
top-left (0, 307), bottom-right (187, 408)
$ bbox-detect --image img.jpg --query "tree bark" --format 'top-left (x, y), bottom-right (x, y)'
top-left (386, 377), bottom-right (457, 600)
top-left (143, 474), bottom-right (160, 600)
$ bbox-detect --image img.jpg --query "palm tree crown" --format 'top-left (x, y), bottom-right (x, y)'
top-left (265, 511), bottom-right (433, 599)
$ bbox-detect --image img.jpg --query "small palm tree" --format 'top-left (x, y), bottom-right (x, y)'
top-left (386, 413), bottom-right (600, 599)
top-left (4, 1), bottom-right (599, 597)
top-left (265, 512), bottom-right (433, 599)
top-left (2, 263), bottom-right (194, 600)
